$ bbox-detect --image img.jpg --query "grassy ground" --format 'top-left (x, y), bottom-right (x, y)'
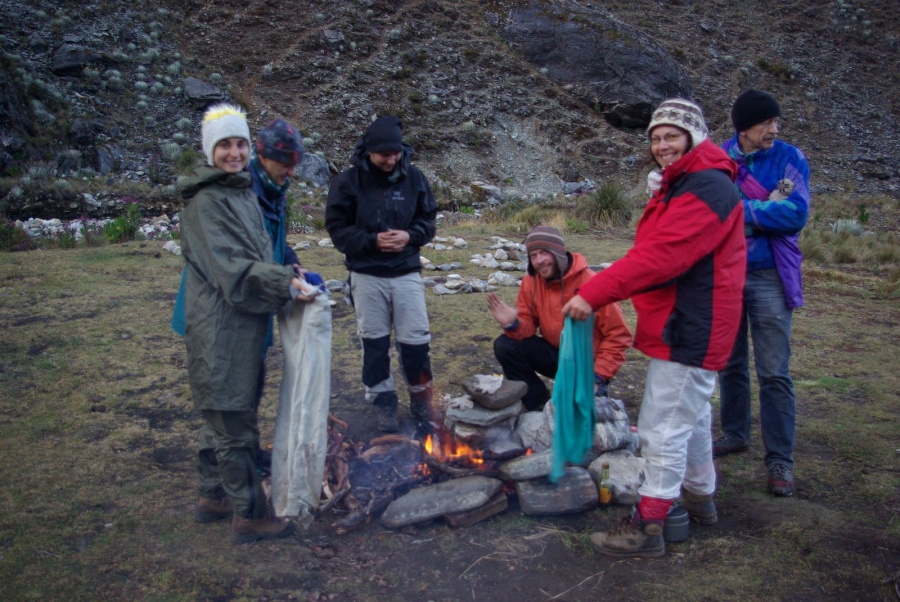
top-left (0, 221), bottom-right (898, 601)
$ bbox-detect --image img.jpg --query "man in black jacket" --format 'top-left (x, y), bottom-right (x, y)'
top-left (326, 116), bottom-right (439, 433)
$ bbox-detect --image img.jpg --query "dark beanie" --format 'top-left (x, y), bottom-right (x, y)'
top-left (364, 116), bottom-right (404, 153)
top-left (524, 225), bottom-right (569, 274)
top-left (256, 118), bottom-right (305, 165)
top-left (731, 90), bottom-right (781, 132)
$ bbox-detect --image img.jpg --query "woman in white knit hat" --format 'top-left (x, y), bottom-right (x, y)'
top-left (562, 99), bottom-right (747, 558)
top-left (178, 104), bottom-right (309, 544)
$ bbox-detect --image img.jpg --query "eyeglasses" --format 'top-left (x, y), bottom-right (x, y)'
top-left (649, 132), bottom-right (686, 146)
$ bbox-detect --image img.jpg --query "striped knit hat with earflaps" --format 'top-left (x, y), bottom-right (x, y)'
top-left (646, 98), bottom-right (709, 148)
top-left (201, 103), bottom-right (250, 167)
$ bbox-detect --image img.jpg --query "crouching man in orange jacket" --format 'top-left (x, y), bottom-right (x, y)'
top-left (486, 224), bottom-right (633, 413)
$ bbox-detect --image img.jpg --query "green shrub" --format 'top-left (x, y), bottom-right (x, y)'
top-left (160, 142), bottom-right (183, 162)
top-left (575, 184), bottom-right (631, 227)
top-left (832, 218), bottom-right (864, 236)
top-left (799, 229), bottom-right (827, 263)
top-left (565, 218), bottom-right (589, 234)
top-left (874, 244), bottom-right (900, 265)
top-left (0, 221), bottom-right (34, 251)
top-left (103, 198), bottom-right (142, 243)
top-left (831, 239), bottom-right (860, 264)
top-left (177, 150), bottom-right (204, 174)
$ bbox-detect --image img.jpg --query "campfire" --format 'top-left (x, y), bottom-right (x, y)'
top-left (319, 414), bottom-right (529, 534)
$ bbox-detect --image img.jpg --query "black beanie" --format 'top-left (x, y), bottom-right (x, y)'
top-left (731, 90), bottom-right (781, 132)
top-left (364, 116), bottom-right (404, 153)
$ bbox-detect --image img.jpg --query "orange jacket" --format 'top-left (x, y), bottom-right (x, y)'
top-left (506, 252), bottom-right (632, 380)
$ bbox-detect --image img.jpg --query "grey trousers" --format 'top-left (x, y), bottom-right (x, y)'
top-left (350, 271), bottom-right (433, 401)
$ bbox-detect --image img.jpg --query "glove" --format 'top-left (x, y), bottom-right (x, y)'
top-left (594, 375), bottom-right (610, 399)
top-left (303, 271), bottom-right (326, 292)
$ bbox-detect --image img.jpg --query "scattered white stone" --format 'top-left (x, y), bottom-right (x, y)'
top-left (434, 244), bottom-right (447, 251)
top-left (163, 240), bottom-right (181, 256)
top-left (480, 257), bottom-right (499, 269)
top-left (433, 284), bottom-right (458, 295)
top-left (293, 241), bottom-right (311, 251)
top-left (499, 261), bottom-right (518, 271)
top-left (317, 238), bottom-right (334, 247)
top-left (488, 272), bottom-right (520, 287)
top-left (494, 249), bottom-right (508, 261)
top-left (453, 238), bottom-right (468, 249)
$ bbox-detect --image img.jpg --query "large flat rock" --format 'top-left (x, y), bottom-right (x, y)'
top-left (381, 475), bottom-right (504, 528)
top-left (445, 399), bottom-right (523, 428)
top-left (516, 466), bottom-right (598, 516)
top-left (462, 376), bottom-right (527, 410)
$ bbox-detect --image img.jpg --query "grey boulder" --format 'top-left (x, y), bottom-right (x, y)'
top-left (516, 466), bottom-right (598, 515)
top-left (381, 475), bottom-right (503, 528)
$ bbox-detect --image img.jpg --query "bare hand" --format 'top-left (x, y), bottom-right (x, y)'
top-left (376, 229), bottom-right (410, 252)
top-left (486, 292), bottom-right (518, 327)
top-left (561, 294), bottom-right (593, 321)
top-left (290, 277), bottom-right (318, 303)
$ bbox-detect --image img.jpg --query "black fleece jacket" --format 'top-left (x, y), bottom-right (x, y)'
top-left (325, 141), bottom-right (437, 277)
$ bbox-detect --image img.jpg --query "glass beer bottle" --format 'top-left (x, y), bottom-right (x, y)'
top-left (599, 462), bottom-right (612, 507)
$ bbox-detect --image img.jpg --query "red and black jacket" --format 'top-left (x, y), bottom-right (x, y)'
top-left (578, 139), bottom-right (746, 371)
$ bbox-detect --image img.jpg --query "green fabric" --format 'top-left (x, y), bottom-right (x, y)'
top-left (179, 165), bottom-right (294, 411)
top-left (196, 409), bottom-right (266, 519)
top-left (550, 316), bottom-right (596, 483)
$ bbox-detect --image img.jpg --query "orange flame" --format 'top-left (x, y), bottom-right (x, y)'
top-left (422, 432), bottom-right (483, 466)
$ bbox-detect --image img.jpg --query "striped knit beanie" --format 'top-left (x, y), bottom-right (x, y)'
top-left (256, 118), bottom-right (305, 166)
top-left (524, 224), bottom-right (569, 274)
top-left (646, 98), bottom-right (709, 149)
top-left (201, 103), bottom-right (250, 167)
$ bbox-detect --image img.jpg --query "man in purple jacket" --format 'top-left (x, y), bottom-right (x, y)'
top-left (714, 90), bottom-right (810, 497)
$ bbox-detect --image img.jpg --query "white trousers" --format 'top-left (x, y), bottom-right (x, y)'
top-left (637, 359), bottom-right (717, 500)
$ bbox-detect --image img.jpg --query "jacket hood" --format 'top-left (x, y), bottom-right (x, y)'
top-left (349, 138), bottom-right (414, 177)
top-left (180, 165), bottom-right (252, 203)
top-left (661, 138), bottom-right (737, 185)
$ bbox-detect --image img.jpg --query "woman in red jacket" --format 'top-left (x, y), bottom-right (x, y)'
top-left (563, 99), bottom-right (747, 558)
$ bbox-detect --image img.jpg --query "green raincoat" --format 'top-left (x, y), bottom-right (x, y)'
top-left (179, 165), bottom-right (295, 411)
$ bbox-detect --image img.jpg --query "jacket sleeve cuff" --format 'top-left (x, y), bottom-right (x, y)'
top-left (502, 318), bottom-right (519, 331)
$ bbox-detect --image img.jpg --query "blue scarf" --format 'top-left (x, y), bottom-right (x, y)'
top-left (248, 149), bottom-right (290, 221)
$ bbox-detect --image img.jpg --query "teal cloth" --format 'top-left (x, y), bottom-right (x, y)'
top-left (171, 267), bottom-right (187, 336)
top-left (550, 315), bottom-right (596, 483)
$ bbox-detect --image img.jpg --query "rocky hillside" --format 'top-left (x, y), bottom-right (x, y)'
top-left (0, 0), bottom-right (897, 219)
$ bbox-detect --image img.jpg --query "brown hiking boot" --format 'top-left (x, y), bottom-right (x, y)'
top-left (194, 496), bottom-right (233, 523)
top-left (409, 389), bottom-right (440, 433)
top-left (374, 392), bottom-right (399, 433)
top-left (231, 515), bottom-right (296, 544)
top-left (589, 513), bottom-right (665, 558)
top-left (679, 489), bottom-right (718, 525)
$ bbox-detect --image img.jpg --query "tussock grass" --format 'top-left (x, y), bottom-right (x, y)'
top-left (574, 184), bottom-right (632, 227)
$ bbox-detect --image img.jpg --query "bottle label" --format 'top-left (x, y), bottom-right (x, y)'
top-left (599, 486), bottom-right (611, 504)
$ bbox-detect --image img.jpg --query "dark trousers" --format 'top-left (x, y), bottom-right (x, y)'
top-left (196, 409), bottom-right (266, 519)
top-left (494, 334), bottom-right (559, 411)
